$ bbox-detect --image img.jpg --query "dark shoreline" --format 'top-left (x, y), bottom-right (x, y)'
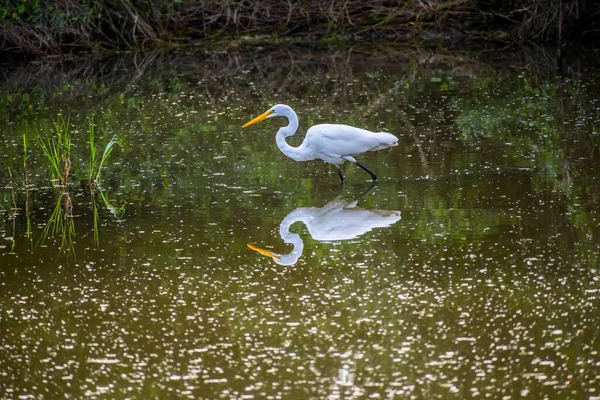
top-left (1, 0), bottom-right (599, 58)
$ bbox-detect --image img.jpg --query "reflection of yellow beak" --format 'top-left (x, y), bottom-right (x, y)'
top-left (242, 109), bottom-right (274, 128)
top-left (247, 243), bottom-right (280, 260)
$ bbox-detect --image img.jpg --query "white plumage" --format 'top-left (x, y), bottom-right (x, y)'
top-left (248, 196), bottom-right (401, 266)
top-left (242, 104), bottom-right (398, 182)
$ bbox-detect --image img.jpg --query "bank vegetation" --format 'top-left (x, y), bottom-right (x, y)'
top-left (0, 0), bottom-right (598, 56)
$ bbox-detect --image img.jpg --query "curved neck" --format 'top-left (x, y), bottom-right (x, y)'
top-left (276, 233), bottom-right (303, 266)
top-left (276, 110), bottom-right (310, 162)
top-left (276, 209), bottom-right (306, 266)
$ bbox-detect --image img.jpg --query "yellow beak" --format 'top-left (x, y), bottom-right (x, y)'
top-left (242, 109), bottom-right (274, 128)
top-left (247, 243), bottom-right (280, 260)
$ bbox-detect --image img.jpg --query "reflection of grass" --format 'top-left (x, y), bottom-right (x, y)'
top-left (36, 187), bottom-right (123, 256)
top-left (99, 188), bottom-right (126, 219)
top-left (22, 128), bottom-right (29, 186)
top-left (7, 166), bottom-right (17, 215)
top-left (38, 191), bottom-right (75, 257)
top-left (91, 192), bottom-right (100, 249)
top-left (7, 166), bottom-right (18, 254)
top-left (25, 189), bottom-right (31, 239)
top-left (91, 189), bottom-right (126, 250)
top-left (34, 115), bottom-right (71, 186)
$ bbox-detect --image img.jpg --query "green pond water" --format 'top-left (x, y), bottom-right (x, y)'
top-left (1, 44), bottom-right (600, 399)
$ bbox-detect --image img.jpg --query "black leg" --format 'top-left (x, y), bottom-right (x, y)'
top-left (355, 161), bottom-right (377, 181)
top-left (336, 166), bottom-right (345, 183)
top-left (359, 181), bottom-right (377, 199)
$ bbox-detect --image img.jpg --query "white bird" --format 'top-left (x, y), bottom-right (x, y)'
top-left (242, 104), bottom-right (399, 182)
top-left (247, 195), bottom-right (401, 266)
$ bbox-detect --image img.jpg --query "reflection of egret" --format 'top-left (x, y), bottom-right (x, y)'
top-left (247, 190), bottom-right (401, 266)
top-left (242, 104), bottom-right (398, 182)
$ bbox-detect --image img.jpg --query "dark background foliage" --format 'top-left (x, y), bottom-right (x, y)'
top-left (1, 0), bottom-right (598, 55)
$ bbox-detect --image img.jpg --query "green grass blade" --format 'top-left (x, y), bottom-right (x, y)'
top-left (89, 118), bottom-right (97, 181)
top-left (35, 134), bottom-right (63, 181)
top-left (95, 135), bottom-right (122, 182)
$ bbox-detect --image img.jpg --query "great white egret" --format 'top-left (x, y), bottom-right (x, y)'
top-left (247, 194), bottom-right (401, 266)
top-left (242, 104), bottom-right (398, 182)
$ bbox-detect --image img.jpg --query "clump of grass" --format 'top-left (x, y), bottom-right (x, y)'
top-left (34, 115), bottom-right (72, 186)
top-left (33, 115), bottom-right (121, 187)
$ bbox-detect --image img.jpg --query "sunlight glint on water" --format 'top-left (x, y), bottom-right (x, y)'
top-left (0, 46), bottom-right (599, 399)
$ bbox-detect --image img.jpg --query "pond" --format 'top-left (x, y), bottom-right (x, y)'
top-left (1, 43), bottom-right (600, 399)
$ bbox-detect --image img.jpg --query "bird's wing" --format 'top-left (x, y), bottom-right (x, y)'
top-left (305, 124), bottom-right (398, 157)
top-left (307, 208), bottom-right (402, 241)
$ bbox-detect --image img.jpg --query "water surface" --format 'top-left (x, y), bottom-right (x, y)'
top-left (1, 44), bottom-right (599, 399)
